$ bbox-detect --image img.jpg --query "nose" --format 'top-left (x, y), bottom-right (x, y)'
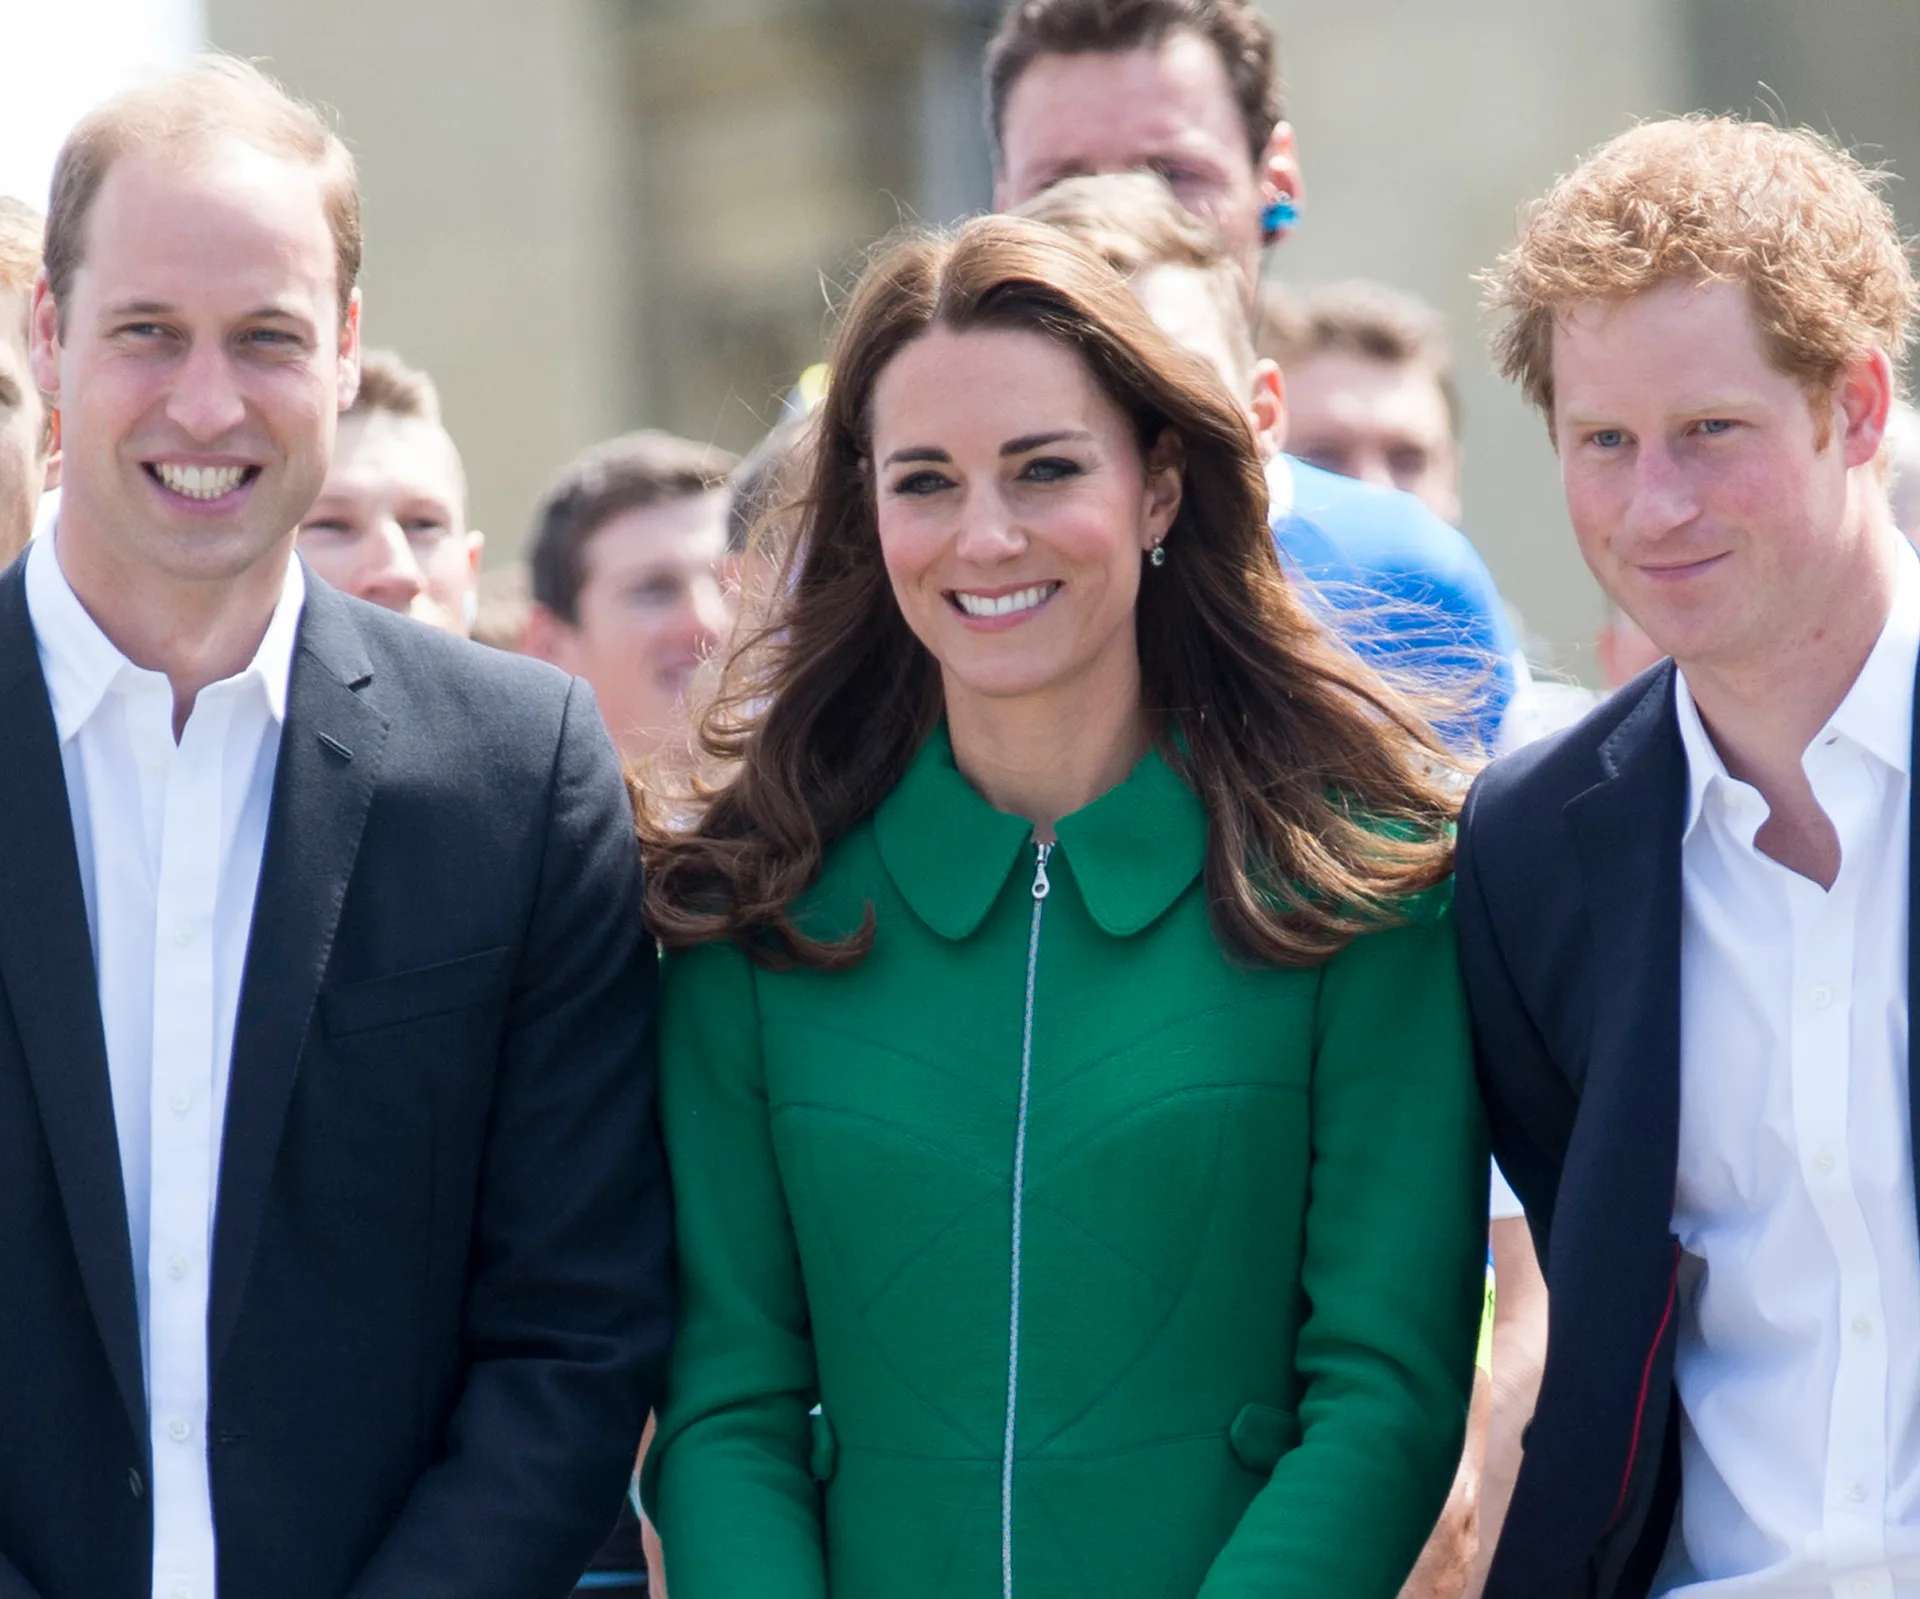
top-left (1621, 441), bottom-right (1699, 541)
top-left (1350, 447), bottom-right (1398, 495)
top-left (164, 338), bottom-right (249, 442)
top-left (952, 484), bottom-right (1025, 565)
top-left (354, 517), bottom-right (425, 614)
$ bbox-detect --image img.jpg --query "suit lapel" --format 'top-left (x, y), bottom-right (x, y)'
top-left (0, 561), bottom-right (146, 1444)
top-left (209, 582), bottom-right (389, 1372)
top-left (1524, 667), bottom-right (1690, 1557)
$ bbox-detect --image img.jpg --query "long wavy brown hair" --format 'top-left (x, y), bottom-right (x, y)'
top-left (639, 214), bottom-right (1464, 969)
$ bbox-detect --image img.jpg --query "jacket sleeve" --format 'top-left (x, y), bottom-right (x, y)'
top-left (1198, 890), bottom-right (1487, 1599)
top-left (346, 677), bottom-right (672, 1599)
top-left (1455, 773), bottom-right (1577, 1261)
top-left (641, 938), bottom-right (827, 1599)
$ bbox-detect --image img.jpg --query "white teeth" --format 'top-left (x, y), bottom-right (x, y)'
top-left (953, 582), bottom-right (1057, 619)
top-left (154, 463), bottom-right (247, 500)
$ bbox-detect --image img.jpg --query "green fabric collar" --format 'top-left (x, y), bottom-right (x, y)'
top-left (874, 722), bottom-right (1208, 942)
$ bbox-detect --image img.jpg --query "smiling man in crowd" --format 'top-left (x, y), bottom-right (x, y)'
top-left (1463, 117), bottom-right (1920, 1599)
top-left (0, 55), bottom-right (669, 1599)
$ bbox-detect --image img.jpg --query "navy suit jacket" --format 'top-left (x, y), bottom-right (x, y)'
top-left (1458, 659), bottom-right (1920, 1598)
top-left (0, 562), bottom-right (671, 1599)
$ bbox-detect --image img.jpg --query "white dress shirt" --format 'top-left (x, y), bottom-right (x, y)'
top-left (1655, 543), bottom-right (1920, 1599)
top-left (26, 533), bottom-right (304, 1599)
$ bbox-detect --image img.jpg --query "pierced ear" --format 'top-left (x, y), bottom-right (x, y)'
top-left (1142, 428), bottom-right (1185, 544)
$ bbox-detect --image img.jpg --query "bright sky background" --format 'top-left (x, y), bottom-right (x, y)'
top-left (0, 0), bottom-right (204, 210)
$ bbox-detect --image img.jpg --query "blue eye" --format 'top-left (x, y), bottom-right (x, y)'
top-left (1590, 429), bottom-right (1627, 449)
top-left (891, 471), bottom-right (952, 496)
top-left (1021, 457), bottom-right (1080, 482)
top-left (1696, 418), bottom-right (1734, 436)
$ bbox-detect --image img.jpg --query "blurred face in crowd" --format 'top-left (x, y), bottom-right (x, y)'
top-left (1552, 276), bottom-right (1890, 680)
top-left (32, 136), bottom-right (359, 600)
top-left (526, 489), bottom-right (733, 762)
top-left (1129, 261), bottom-right (1284, 457)
top-left (1282, 351), bottom-right (1461, 524)
top-left (994, 30), bottom-right (1299, 295)
top-left (869, 324), bottom-right (1180, 723)
top-left (0, 286), bottom-right (54, 562)
top-left (298, 408), bottom-right (482, 632)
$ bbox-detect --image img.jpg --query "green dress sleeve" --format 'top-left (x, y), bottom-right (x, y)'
top-left (1198, 888), bottom-right (1489, 1598)
top-left (642, 939), bottom-right (828, 1599)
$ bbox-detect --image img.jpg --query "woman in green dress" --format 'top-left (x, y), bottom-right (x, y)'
top-left (638, 214), bottom-right (1487, 1599)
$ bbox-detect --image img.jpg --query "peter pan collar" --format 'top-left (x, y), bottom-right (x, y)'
top-left (873, 721), bottom-right (1208, 942)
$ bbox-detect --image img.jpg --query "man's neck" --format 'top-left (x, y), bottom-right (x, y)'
top-left (53, 518), bottom-right (292, 738)
top-left (1679, 523), bottom-right (1904, 888)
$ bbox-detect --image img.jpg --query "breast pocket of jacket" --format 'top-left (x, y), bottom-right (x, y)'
top-left (319, 946), bottom-right (516, 1041)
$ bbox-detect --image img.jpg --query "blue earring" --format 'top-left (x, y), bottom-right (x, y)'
top-left (1261, 195), bottom-right (1298, 241)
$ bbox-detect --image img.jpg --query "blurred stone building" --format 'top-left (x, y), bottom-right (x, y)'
top-left (205, 0), bottom-right (1920, 676)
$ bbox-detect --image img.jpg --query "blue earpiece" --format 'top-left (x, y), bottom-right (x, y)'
top-left (1261, 196), bottom-right (1298, 240)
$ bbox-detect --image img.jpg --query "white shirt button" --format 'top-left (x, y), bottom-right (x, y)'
top-left (172, 921), bottom-right (195, 948)
top-left (1811, 984), bottom-right (1834, 1009)
top-left (1847, 1481), bottom-right (1869, 1504)
top-left (168, 1418), bottom-right (192, 1443)
top-left (170, 1587), bottom-right (191, 1599)
top-left (1853, 1315), bottom-right (1873, 1338)
top-left (167, 1254), bottom-right (189, 1281)
top-left (1814, 1152), bottom-right (1837, 1175)
top-left (1853, 1578), bottom-right (1875, 1598)
top-left (169, 1089), bottom-right (191, 1115)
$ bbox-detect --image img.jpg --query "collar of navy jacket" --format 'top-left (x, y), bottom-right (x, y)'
top-left (0, 557), bottom-right (390, 1450)
top-left (1477, 649), bottom-right (1920, 1597)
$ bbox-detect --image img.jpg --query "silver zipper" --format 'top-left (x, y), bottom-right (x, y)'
top-left (1002, 840), bottom-right (1050, 1599)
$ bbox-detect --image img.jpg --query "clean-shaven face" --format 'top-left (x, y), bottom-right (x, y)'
top-left (996, 32), bottom-right (1269, 291)
top-left (869, 324), bottom-right (1179, 715)
top-left (299, 409), bottom-right (480, 632)
top-left (545, 490), bottom-right (734, 763)
top-left (32, 135), bottom-right (357, 589)
top-left (1552, 276), bottom-right (1872, 678)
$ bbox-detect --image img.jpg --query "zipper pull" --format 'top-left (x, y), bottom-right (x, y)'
top-left (1032, 842), bottom-right (1052, 901)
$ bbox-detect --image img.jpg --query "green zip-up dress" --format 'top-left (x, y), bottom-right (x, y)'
top-left (647, 725), bottom-right (1486, 1599)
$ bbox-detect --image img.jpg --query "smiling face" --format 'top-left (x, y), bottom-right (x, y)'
top-left (869, 324), bottom-right (1181, 722)
top-left (994, 32), bottom-right (1289, 294)
top-left (299, 409), bottom-right (480, 632)
top-left (31, 135), bottom-right (357, 600)
top-left (1552, 276), bottom-right (1889, 681)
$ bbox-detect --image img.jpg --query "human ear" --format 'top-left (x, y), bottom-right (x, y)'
top-left (1247, 359), bottom-right (1286, 459)
top-left (28, 274), bottom-right (59, 402)
top-left (1258, 123), bottom-right (1303, 241)
top-left (1837, 347), bottom-right (1892, 471)
top-left (1140, 428), bottom-right (1185, 548)
top-left (337, 289), bottom-right (363, 411)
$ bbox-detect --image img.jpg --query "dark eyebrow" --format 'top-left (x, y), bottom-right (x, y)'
top-left (101, 299), bottom-right (312, 323)
top-left (1002, 429), bottom-right (1091, 455)
top-left (881, 446), bottom-right (951, 467)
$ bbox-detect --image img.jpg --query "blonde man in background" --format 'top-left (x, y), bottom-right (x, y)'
top-left (0, 197), bottom-right (56, 561)
top-left (297, 347), bottom-right (483, 632)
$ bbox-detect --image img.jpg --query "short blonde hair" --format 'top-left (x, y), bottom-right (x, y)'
top-left (1486, 116), bottom-right (1917, 434)
top-left (1016, 171), bottom-right (1255, 391)
top-left (1259, 279), bottom-right (1461, 439)
top-left (0, 197), bottom-right (43, 303)
top-left (347, 347), bottom-right (442, 425)
top-left (46, 54), bottom-right (360, 328)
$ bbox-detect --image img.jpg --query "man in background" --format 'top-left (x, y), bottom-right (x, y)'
top-left (297, 346), bottom-right (483, 632)
top-left (1887, 399), bottom-right (1920, 541)
top-left (521, 430), bottom-right (736, 765)
top-left (986, 0), bottom-right (1519, 746)
top-left (0, 197), bottom-right (56, 562)
top-left (1261, 279), bottom-right (1463, 526)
